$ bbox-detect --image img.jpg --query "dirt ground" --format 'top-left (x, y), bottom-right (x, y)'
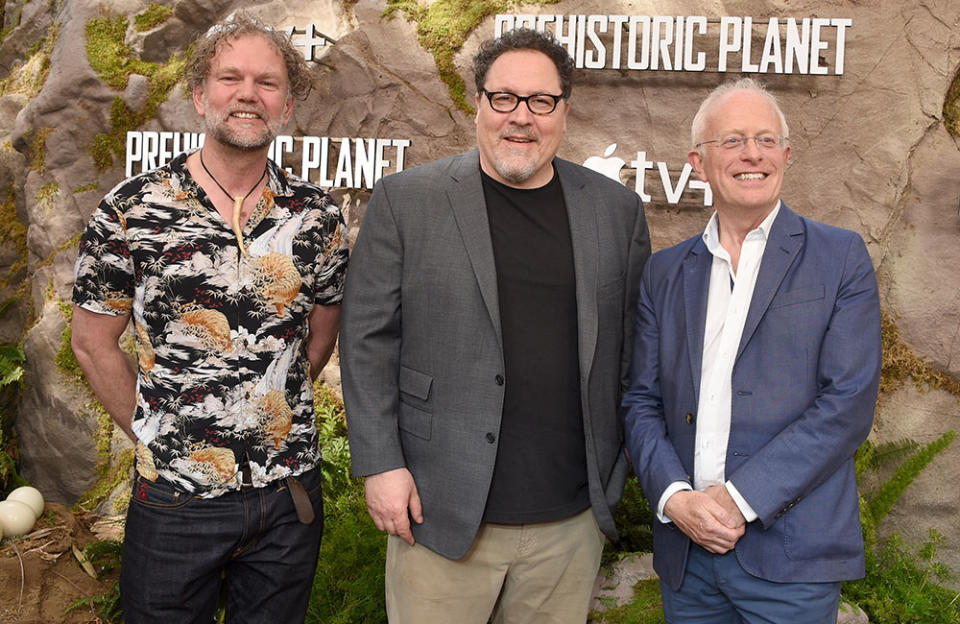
top-left (0, 504), bottom-right (121, 624)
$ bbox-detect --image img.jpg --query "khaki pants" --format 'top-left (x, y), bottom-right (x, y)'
top-left (385, 508), bottom-right (605, 624)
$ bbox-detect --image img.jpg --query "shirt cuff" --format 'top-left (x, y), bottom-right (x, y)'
top-left (657, 481), bottom-right (693, 524)
top-left (725, 481), bottom-right (758, 523)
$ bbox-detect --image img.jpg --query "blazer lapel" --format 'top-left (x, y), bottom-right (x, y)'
top-left (736, 203), bottom-right (805, 360)
top-left (447, 150), bottom-right (502, 344)
top-left (682, 239), bottom-right (712, 406)
top-left (556, 160), bottom-right (600, 378)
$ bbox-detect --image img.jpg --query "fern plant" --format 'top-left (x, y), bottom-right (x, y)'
top-left (0, 343), bottom-right (25, 493)
top-left (843, 430), bottom-right (960, 624)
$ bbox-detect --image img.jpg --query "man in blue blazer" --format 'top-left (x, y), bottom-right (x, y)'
top-left (622, 78), bottom-right (881, 622)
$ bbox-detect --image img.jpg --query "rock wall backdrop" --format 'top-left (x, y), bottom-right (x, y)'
top-left (0, 0), bottom-right (957, 586)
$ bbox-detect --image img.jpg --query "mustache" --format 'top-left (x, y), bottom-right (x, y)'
top-left (226, 105), bottom-right (266, 118)
top-left (499, 125), bottom-right (536, 140)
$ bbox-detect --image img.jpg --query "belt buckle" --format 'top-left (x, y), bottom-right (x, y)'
top-left (239, 462), bottom-right (254, 488)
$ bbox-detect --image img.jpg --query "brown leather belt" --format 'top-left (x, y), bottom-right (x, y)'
top-left (240, 462), bottom-right (254, 488)
top-left (285, 475), bottom-right (315, 525)
top-left (238, 461), bottom-right (314, 525)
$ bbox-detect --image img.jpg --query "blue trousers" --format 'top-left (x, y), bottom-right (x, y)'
top-left (119, 465), bottom-right (324, 624)
top-left (661, 544), bottom-right (842, 624)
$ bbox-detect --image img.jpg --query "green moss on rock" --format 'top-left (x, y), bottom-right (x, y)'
top-left (0, 12), bottom-right (55, 98)
top-left (383, 0), bottom-right (560, 115)
top-left (85, 12), bottom-right (186, 169)
top-left (72, 182), bottom-right (99, 194)
top-left (135, 3), bottom-right (173, 32)
top-left (36, 180), bottom-right (58, 211)
top-left (54, 300), bottom-right (84, 381)
top-left (880, 312), bottom-right (960, 398)
top-left (944, 64), bottom-right (960, 138)
top-left (29, 126), bottom-right (52, 173)
top-left (0, 184), bottom-right (27, 290)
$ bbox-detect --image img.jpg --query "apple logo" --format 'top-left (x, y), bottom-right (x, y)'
top-left (583, 143), bottom-right (626, 184)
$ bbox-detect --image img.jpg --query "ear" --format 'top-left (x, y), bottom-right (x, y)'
top-left (282, 94), bottom-right (294, 125)
top-left (474, 93), bottom-right (481, 124)
top-left (192, 85), bottom-right (205, 117)
top-left (688, 149), bottom-right (706, 182)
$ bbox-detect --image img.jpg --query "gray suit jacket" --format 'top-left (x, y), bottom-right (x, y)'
top-left (341, 149), bottom-right (651, 559)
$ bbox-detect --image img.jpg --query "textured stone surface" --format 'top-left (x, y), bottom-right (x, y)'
top-left (0, 0), bottom-right (954, 593)
top-left (590, 552), bottom-right (656, 612)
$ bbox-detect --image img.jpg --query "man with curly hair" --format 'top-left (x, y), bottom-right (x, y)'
top-left (71, 14), bottom-right (347, 623)
top-left (342, 28), bottom-right (650, 623)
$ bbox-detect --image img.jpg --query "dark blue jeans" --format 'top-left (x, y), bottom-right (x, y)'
top-left (660, 544), bottom-right (842, 624)
top-left (119, 465), bottom-right (324, 624)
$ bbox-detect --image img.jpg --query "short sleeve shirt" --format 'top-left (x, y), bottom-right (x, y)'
top-left (72, 151), bottom-right (348, 497)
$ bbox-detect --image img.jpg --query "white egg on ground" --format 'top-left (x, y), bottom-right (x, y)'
top-left (0, 499), bottom-right (36, 537)
top-left (6, 486), bottom-right (44, 519)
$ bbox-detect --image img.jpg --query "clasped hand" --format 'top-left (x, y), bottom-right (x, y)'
top-left (664, 485), bottom-right (746, 554)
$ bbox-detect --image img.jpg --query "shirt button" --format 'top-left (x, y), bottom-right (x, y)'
top-left (685, 413), bottom-right (694, 424)
top-left (495, 375), bottom-right (504, 386)
top-left (486, 432), bottom-right (496, 443)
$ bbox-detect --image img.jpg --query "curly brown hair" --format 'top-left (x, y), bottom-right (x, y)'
top-left (187, 13), bottom-right (312, 100)
top-left (473, 28), bottom-right (574, 100)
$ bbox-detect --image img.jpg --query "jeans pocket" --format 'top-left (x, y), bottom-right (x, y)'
top-left (131, 475), bottom-right (196, 510)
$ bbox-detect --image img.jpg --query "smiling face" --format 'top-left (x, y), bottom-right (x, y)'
top-left (689, 89), bottom-right (790, 219)
top-left (474, 50), bottom-right (569, 189)
top-left (193, 34), bottom-right (293, 152)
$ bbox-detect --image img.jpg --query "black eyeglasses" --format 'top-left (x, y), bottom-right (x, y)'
top-left (480, 90), bottom-right (564, 115)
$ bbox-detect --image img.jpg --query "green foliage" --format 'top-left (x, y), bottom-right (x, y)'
top-left (306, 476), bottom-right (387, 624)
top-left (844, 530), bottom-right (960, 624)
top-left (307, 385), bottom-right (388, 623)
top-left (864, 431), bottom-right (956, 525)
top-left (315, 384), bottom-right (352, 495)
top-left (843, 431), bottom-right (959, 622)
top-left (134, 3), bottom-right (173, 32)
top-left (590, 578), bottom-right (663, 624)
top-left (0, 343), bottom-right (25, 494)
top-left (65, 585), bottom-right (122, 622)
top-left (383, 0), bottom-right (561, 115)
top-left (605, 476), bottom-right (653, 564)
top-left (855, 438), bottom-right (918, 481)
top-left (83, 539), bottom-right (124, 577)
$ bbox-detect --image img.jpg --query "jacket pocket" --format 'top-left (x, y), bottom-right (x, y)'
top-left (769, 284), bottom-right (825, 309)
top-left (399, 365), bottom-right (433, 401)
top-left (398, 402), bottom-right (432, 441)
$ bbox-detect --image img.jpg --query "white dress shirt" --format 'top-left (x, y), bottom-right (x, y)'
top-left (657, 203), bottom-right (781, 523)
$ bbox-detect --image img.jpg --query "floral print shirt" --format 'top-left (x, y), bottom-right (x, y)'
top-left (72, 151), bottom-right (348, 497)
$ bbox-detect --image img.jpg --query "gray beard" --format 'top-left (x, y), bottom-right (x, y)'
top-left (204, 117), bottom-right (278, 151)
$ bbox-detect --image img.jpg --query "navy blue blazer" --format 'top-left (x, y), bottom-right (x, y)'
top-left (622, 203), bottom-right (881, 589)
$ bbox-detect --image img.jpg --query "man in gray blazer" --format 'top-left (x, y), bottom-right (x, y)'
top-left (341, 28), bottom-right (650, 623)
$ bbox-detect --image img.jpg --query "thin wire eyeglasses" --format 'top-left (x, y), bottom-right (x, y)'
top-left (696, 135), bottom-right (790, 150)
top-left (480, 90), bottom-right (564, 115)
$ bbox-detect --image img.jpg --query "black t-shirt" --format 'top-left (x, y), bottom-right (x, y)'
top-left (480, 168), bottom-right (590, 524)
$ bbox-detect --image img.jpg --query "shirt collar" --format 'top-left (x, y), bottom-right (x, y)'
top-left (702, 200), bottom-right (782, 257)
top-left (173, 149), bottom-right (295, 198)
